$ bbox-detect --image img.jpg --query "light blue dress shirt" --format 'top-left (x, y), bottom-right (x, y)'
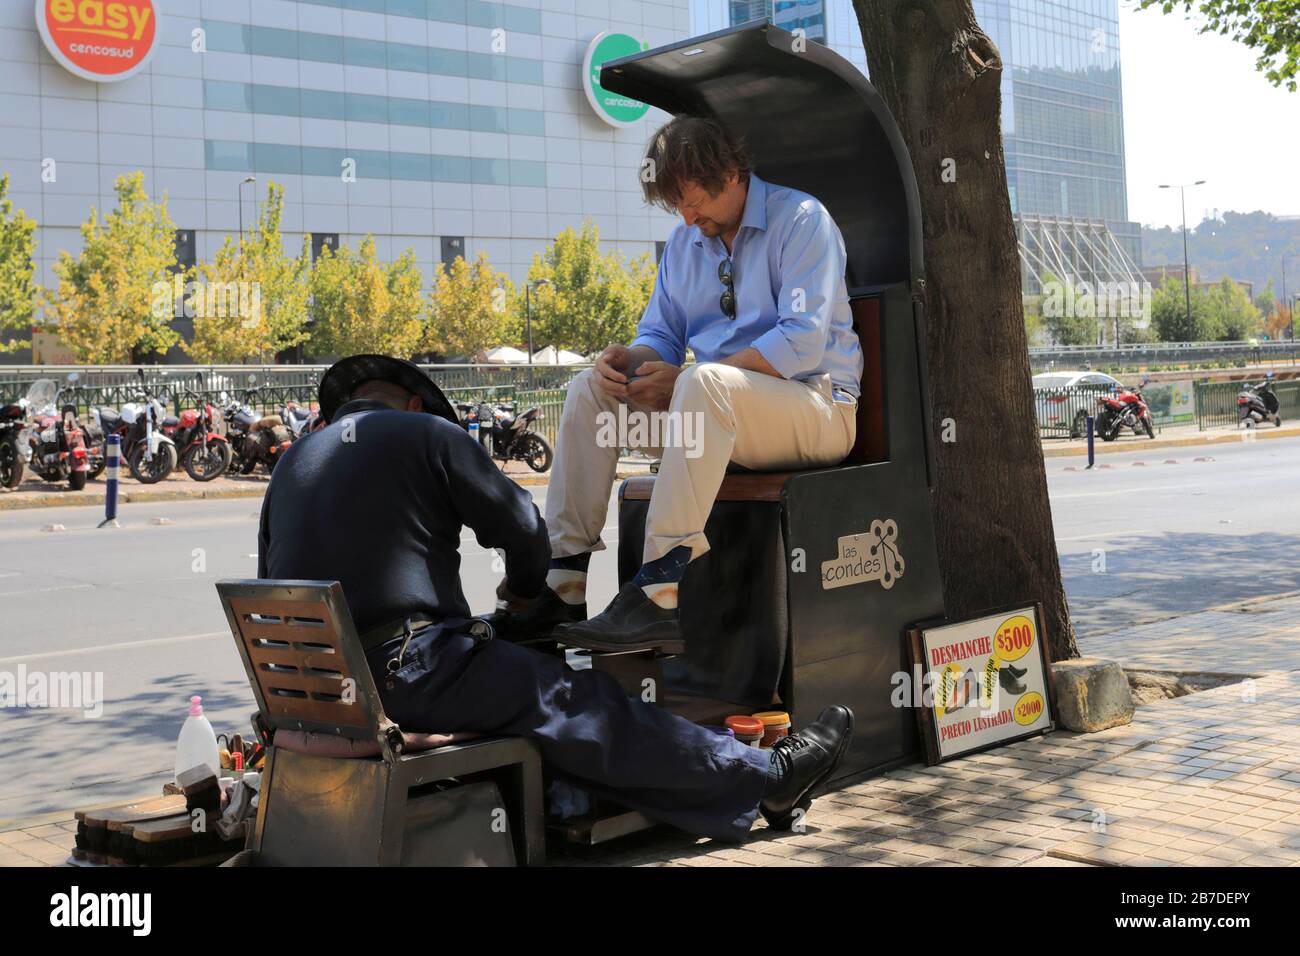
top-left (632, 173), bottom-right (863, 400)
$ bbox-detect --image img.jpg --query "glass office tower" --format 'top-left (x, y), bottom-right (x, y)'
top-left (975, 0), bottom-right (1141, 270)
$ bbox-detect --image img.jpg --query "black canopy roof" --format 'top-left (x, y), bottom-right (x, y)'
top-left (601, 20), bottom-right (922, 291)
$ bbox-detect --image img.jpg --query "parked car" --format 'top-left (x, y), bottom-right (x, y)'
top-left (1033, 370), bottom-right (1124, 438)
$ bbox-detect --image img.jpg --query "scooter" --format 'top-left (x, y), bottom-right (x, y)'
top-left (1237, 375), bottom-right (1282, 428)
top-left (1094, 380), bottom-right (1155, 441)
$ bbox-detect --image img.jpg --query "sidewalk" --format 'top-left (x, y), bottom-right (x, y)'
top-left (4, 593), bottom-right (1297, 867)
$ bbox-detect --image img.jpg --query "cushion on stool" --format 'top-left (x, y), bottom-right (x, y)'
top-left (272, 729), bottom-right (476, 758)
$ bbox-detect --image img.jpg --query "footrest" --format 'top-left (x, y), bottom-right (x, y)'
top-left (586, 648), bottom-right (669, 704)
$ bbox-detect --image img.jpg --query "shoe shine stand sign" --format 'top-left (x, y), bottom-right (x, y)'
top-left (907, 605), bottom-right (1055, 763)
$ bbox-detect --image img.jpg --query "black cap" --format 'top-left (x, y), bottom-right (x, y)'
top-left (317, 354), bottom-right (457, 425)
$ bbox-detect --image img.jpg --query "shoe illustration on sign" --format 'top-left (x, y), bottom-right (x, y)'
top-left (821, 519), bottom-right (905, 590)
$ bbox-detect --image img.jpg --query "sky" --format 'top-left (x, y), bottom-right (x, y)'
top-left (1118, 1), bottom-right (1299, 229)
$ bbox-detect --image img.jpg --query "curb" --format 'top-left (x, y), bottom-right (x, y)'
top-left (0, 470), bottom-right (652, 511)
top-left (1041, 425), bottom-right (1300, 458)
top-left (0, 486), bottom-right (270, 512)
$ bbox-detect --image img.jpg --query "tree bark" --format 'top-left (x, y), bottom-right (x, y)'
top-left (852, 0), bottom-right (1078, 660)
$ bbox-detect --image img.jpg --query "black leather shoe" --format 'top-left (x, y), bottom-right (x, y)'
top-left (553, 581), bottom-right (684, 654)
top-left (998, 665), bottom-right (1027, 695)
top-left (760, 705), bottom-right (854, 830)
top-left (484, 586), bottom-right (586, 642)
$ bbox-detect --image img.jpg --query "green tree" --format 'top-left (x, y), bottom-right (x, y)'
top-left (1136, 1), bottom-right (1300, 91)
top-left (1150, 276), bottom-right (1220, 341)
top-left (1206, 276), bottom-right (1263, 340)
top-left (0, 174), bottom-right (36, 354)
top-left (308, 236), bottom-right (424, 358)
top-left (425, 251), bottom-right (515, 359)
top-left (43, 171), bottom-right (179, 363)
top-left (185, 182), bottom-right (311, 363)
top-left (521, 220), bottom-right (656, 355)
top-left (1253, 279), bottom-right (1276, 320)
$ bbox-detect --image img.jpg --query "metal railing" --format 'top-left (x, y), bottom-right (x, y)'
top-left (1029, 340), bottom-right (1299, 371)
top-left (1033, 385), bottom-right (1112, 437)
top-left (1195, 379), bottom-right (1300, 430)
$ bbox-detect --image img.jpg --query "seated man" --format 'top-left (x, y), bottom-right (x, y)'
top-left (257, 353), bottom-right (854, 841)
top-left (490, 115), bottom-right (863, 653)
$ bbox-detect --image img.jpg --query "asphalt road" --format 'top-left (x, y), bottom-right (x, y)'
top-left (2, 434), bottom-right (1298, 820)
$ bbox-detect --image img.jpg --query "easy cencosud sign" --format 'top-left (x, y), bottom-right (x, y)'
top-left (35, 0), bottom-right (158, 83)
top-left (582, 31), bottom-right (650, 128)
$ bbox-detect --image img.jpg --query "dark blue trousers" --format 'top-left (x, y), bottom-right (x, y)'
top-left (366, 625), bottom-right (769, 842)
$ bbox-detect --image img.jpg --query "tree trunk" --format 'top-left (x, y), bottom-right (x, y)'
top-left (852, 0), bottom-right (1078, 660)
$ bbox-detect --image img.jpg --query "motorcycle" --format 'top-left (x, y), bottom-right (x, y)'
top-left (280, 400), bottom-right (321, 440)
top-left (1094, 380), bottom-right (1155, 442)
top-left (0, 391), bottom-right (29, 489)
top-left (19, 377), bottom-right (91, 491)
top-left (98, 371), bottom-right (179, 484)
top-left (456, 399), bottom-right (553, 472)
top-left (1237, 375), bottom-right (1282, 428)
top-left (164, 382), bottom-right (232, 481)
top-left (225, 387), bottom-right (293, 476)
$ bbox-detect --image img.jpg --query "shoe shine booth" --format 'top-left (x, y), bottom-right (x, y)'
top-left (608, 19), bottom-right (946, 788)
top-left (219, 21), bottom-right (947, 864)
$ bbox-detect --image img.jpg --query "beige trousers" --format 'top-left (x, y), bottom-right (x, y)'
top-left (545, 363), bottom-right (857, 566)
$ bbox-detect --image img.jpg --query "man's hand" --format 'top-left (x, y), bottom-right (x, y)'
top-left (593, 345), bottom-right (632, 398)
top-left (627, 361), bottom-right (682, 412)
top-left (496, 578), bottom-right (545, 613)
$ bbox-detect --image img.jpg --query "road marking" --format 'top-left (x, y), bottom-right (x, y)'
top-left (0, 583), bottom-right (94, 597)
top-left (1053, 483), bottom-right (1197, 500)
top-left (0, 630), bottom-right (228, 665)
top-left (1057, 530), bottom-right (1157, 542)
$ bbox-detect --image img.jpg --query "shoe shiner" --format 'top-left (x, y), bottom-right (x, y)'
top-left (256, 354), bottom-right (854, 840)
top-left (488, 116), bottom-right (863, 655)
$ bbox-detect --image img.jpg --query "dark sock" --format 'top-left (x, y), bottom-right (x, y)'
top-left (550, 552), bottom-right (591, 573)
top-left (766, 746), bottom-right (791, 786)
top-left (631, 545), bottom-right (691, 587)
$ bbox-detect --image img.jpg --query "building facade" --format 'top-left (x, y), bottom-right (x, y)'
top-left (0, 0), bottom-right (687, 358)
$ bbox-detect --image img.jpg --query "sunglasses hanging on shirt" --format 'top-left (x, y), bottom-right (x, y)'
top-left (718, 257), bottom-right (736, 320)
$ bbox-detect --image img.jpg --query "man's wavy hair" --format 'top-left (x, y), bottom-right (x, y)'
top-left (641, 115), bottom-right (752, 213)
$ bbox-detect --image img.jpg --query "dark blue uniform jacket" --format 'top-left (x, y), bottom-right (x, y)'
top-left (257, 399), bottom-right (549, 633)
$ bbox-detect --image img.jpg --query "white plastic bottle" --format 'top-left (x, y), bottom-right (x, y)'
top-left (174, 695), bottom-right (221, 782)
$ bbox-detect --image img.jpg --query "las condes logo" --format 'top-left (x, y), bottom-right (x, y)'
top-left (36, 0), bottom-right (158, 83)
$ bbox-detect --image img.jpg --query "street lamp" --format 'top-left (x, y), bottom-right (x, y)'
top-left (524, 278), bottom-right (553, 386)
top-left (237, 176), bottom-right (256, 240)
top-left (1158, 180), bottom-right (1205, 342)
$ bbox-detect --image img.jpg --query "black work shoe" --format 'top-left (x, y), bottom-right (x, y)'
top-left (760, 705), bottom-right (854, 830)
top-left (484, 586), bottom-right (586, 642)
top-left (552, 581), bottom-right (684, 654)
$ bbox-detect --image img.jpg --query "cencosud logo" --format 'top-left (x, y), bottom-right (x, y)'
top-left (35, 0), bottom-right (158, 83)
